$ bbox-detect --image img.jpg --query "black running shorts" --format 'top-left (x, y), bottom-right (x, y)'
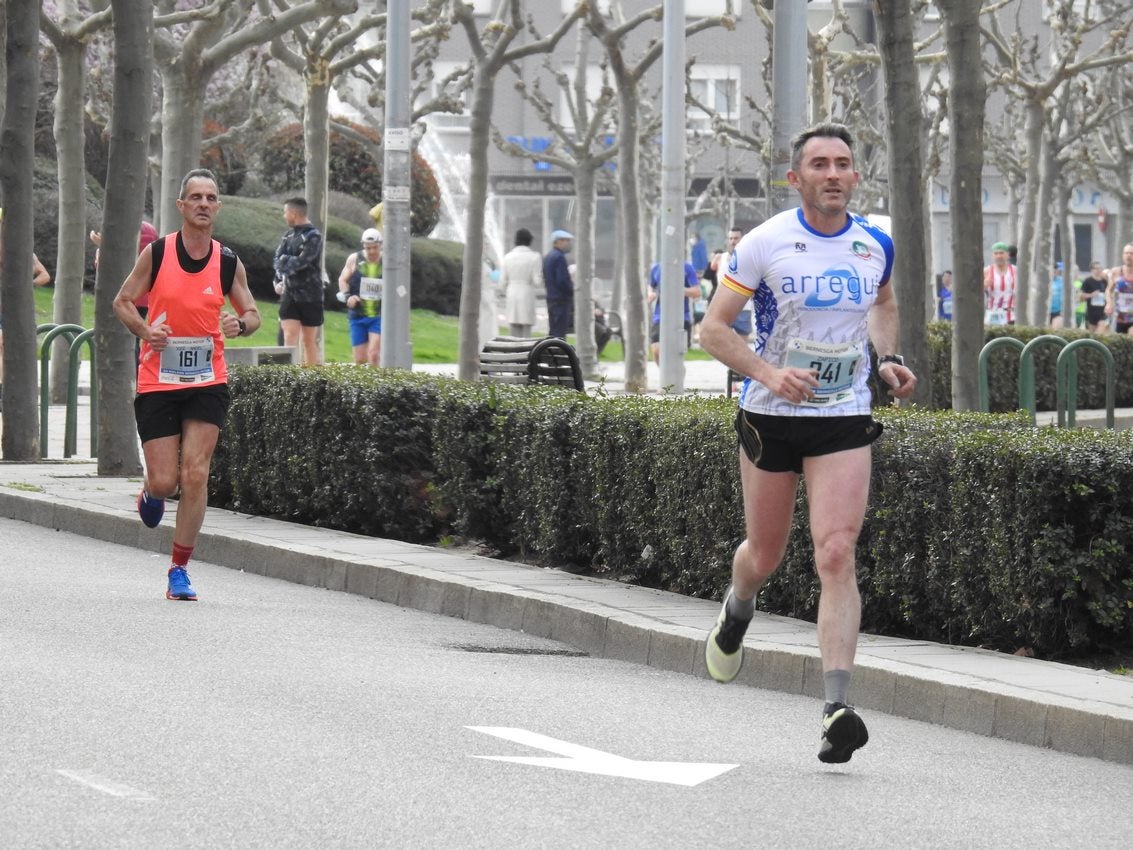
top-left (134, 384), bottom-right (231, 443)
top-left (734, 409), bottom-right (882, 474)
top-left (279, 292), bottom-right (325, 327)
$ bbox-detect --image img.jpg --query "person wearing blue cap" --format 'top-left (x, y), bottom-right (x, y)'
top-left (544, 229), bottom-right (574, 338)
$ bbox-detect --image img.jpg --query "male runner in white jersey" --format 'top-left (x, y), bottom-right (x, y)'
top-left (699, 122), bottom-right (917, 764)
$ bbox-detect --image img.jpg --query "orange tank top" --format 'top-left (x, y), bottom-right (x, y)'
top-left (137, 233), bottom-right (228, 393)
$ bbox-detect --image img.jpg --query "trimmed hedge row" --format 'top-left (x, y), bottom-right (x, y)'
top-left (210, 367), bottom-right (1133, 658)
top-left (925, 322), bottom-right (1133, 412)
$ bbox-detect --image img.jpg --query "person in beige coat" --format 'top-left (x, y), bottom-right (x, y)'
top-left (500, 228), bottom-right (543, 337)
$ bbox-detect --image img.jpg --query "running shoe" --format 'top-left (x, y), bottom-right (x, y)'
top-left (137, 489), bottom-right (165, 528)
top-left (704, 586), bottom-right (752, 683)
top-left (818, 702), bottom-right (869, 764)
top-left (166, 566), bottom-right (197, 601)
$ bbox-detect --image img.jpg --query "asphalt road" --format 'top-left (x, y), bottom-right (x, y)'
top-left (2, 518), bottom-right (1131, 849)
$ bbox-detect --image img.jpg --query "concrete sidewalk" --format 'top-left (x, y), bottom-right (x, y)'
top-left (2, 460), bottom-right (1132, 767)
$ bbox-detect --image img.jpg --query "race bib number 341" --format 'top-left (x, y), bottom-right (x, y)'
top-left (784, 338), bottom-right (860, 407)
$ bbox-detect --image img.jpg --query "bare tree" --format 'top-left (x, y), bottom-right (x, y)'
top-left (937, 0), bottom-right (986, 411)
top-left (41, 1), bottom-right (112, 403)
top-left (151, 0), bottom-right (355, 233)
top-left (1, 0), bottom-right (42, 458)
top-left (586, 1), bottom-right (735, 394)
top-left (1089, 62), bottom-right (1133, 253)
top-left (982, 0), bottom-right (1133, 325)
top-left (450, 0), bottom-right (583, 382)
top-left (873, 0), bottom-right (932, 406)
top-left (492, 27), bottom-right (620, 379)
top-left (263, 0), bottom-right (449, 245)
top-left (95, 0), bottom-right (154, 475)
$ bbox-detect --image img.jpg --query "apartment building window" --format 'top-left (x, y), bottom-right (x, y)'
top-left (688, 65), bottom-right (739, 133)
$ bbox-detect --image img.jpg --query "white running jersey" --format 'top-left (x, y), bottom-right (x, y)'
top-left (720, 207), bottom-right (894, 417)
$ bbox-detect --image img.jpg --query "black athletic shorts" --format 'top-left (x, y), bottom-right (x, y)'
top-left (279, 292), bottom-right (325, 327)
top-left (134, 384), bottom-right (231, 443)
top-left (734, 409), bottom-right (882, 474)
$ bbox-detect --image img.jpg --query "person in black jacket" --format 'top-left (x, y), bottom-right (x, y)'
top-left (543, 229), bottom-right (574, 338)
top-left (273, 197), bottom-right (325, 364)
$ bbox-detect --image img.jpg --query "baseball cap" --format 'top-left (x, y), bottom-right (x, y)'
top-left (551, 229), bottom-right (573, 241)
top-left (361, 228), bottom-right (382, 244)
top-left (991, 241), bottom-right (1009, 252)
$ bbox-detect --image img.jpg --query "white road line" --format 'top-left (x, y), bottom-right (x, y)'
top-left (55, 769), bottom-right (157, 801)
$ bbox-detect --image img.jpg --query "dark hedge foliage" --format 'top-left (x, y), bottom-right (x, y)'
top-left (210, 369), bottom-right (1133, 658)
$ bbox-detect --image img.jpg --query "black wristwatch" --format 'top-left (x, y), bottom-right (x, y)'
top-left (237, 319), bottom-right (247, 336)
top-left (878, 354), bottom-right (904, 367)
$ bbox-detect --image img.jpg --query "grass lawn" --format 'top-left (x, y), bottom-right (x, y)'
top-left (31, 286), bottom-right (712, 363)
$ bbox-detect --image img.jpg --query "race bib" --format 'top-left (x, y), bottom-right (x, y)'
top-left (985, 308), bottom-right (1008, 326)
top-left (159, 336), bottom-right (215, 385)
top-left (1090, 292), bottom-right (1106, 307)
top-left (784, 338), bottom-right (860, 407)
top-left (1117, 292), bottom-right (1133, 315)
top-left (359, 276), bottom-right (383, 301)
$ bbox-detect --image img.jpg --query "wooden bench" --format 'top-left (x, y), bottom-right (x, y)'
top-left (480, 337), bottom-right (585, 392)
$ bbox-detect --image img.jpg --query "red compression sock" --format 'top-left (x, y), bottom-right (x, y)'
top-left (171, 542), bottom-right (194, 568)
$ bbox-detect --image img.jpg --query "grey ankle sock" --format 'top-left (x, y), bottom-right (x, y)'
top-left (726, 587), bottom-right (755, 620)
top-left (824, 669), bottom-right (852, 706)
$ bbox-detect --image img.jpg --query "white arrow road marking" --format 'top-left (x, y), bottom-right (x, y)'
top-left (56, 769), bottom-right (156, 801)
top-left (467, 726), bottom-right (738, 787)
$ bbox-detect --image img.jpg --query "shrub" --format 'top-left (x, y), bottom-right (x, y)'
top-left (259, 119), bottom-right (441, 236)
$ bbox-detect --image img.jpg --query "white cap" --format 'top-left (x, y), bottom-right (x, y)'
top-left (551, 229), bottom-right (573, 241)
top-left (361, 228), bottom-right (382, 244)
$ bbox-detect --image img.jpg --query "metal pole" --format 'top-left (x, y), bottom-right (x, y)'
top-left (769, 0), bottom-right (809, 216)
top-left (381, 0), bottom-right (412, 369)
top-left (658, 0), bottom-right (686, 392)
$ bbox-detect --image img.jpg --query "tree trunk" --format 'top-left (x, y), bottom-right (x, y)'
top-left (304, 64), bottom-right (332, 259)
top-left (939, 0), bottom-right (986, 412)
top-left (1029, 130), bottom-right (1058, 327)
top-left (873, 0), bottom-right (932, 406)
top-left (457, 64), bottom-right (494, 381)
top-left (1014, 98), bottom-right (1045, 326)
top-left (96, 0), bottom-right (153, 476)
top-left (573, 164), bottom-right (598, 378)
top-left (0, 0), bottom-right (41, 459)
top-left (50, 35), bottom-right (87, 403)
top-left (614, 77), bottom-right (648, 393)
top-left (157, 65), bottom-right (207, 233)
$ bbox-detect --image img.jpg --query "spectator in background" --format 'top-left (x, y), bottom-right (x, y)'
top-left (1107, 243), bottom-right (1133, 335)
top-left (983, 241), bottom-right (1016, 325)
top-left (273, 197), bottom-right (325, 365)
top-left (937, 270), bottom-right (953, 321)
top-left (1049, 262), bottom-right (1064, 328)
top-left (336, 228), bottom-right (384, 367)
top-left (543, 229), bottom-right (574, 338)
top-left (1079, 260), bottom-right (1109, 333)
top-left (647, 259), bottom-right (701, 365)
top-left (690, 231), bottom-right (708, 276)
top-left (500, 227), bottom-right (542, 338)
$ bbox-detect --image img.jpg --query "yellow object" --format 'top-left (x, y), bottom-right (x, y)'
top-left (368, 202), bottom-right (384, 232)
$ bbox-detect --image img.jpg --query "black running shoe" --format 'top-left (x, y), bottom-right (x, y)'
top-left (705, 587), bottom-right (752, 683)
top-left (818, 702), bottom-right (869, 764)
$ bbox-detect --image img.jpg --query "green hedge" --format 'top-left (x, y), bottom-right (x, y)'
top-left (925, 322), bottom-right (1133, 412)
top-left (210, 367), bottom-right (1133, 658)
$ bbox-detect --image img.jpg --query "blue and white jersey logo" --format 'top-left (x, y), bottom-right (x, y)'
top-left (779, 264), bottom-right (880, 309)
top-left (728, 252), bottom-right (739, 274)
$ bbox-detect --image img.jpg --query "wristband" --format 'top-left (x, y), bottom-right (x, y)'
top-left (878, 354), bottom-right (904, 367)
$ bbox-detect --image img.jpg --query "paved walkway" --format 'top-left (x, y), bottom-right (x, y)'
top-left (4, 361), bottom-right (1133, 767)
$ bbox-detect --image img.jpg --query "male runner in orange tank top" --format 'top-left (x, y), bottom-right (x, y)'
top-left (113, 168), bottom-right (261, 601)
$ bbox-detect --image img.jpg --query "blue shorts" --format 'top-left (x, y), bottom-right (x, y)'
top-left (349, 315), bottom-right (382, 346)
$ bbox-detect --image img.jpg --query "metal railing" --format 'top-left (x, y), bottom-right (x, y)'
top-left (37, 323), bottom-right (97, 457)
top-left (978, 334), bottom-right (1114, 428)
